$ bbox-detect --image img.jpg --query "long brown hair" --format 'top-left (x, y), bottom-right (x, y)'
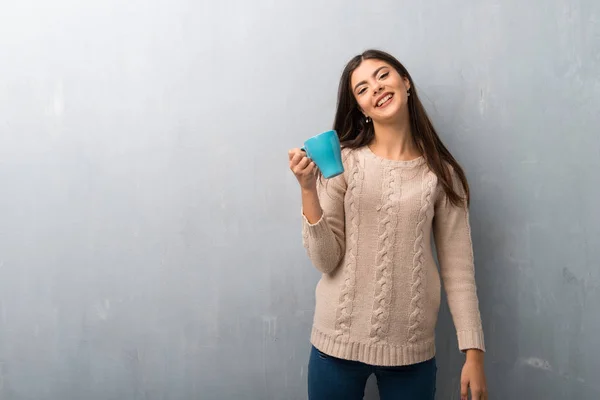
top-left (333, 49), bottom-right (470, 207)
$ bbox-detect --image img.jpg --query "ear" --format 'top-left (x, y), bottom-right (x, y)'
top-left (403, 76), bottom-right (411, 91)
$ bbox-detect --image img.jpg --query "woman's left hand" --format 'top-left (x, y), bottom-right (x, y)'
top-left (460, 349), bottom-right (488, 400)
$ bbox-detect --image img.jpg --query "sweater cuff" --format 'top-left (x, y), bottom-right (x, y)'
top-left (301, 208), bottom-right (327, 234)
top-left (457, 330), bottom-right (486, 352)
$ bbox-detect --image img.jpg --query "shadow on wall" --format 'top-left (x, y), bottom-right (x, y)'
top-left (356, 176), bottom-right (523, 399)
top-left (434, 174), bottom-right (520, 398)
top-left (358, 187), bottom-right (521, 400)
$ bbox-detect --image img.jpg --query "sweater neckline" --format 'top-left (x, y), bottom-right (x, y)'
top-left (361, 146), bottom-right (426, 168)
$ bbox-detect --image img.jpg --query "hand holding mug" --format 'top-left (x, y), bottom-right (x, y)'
top-left (288, 148), bottom-right (317, 191)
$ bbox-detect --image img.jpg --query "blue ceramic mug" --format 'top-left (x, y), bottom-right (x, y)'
top-left (301, 130), bottom-right (344, 179)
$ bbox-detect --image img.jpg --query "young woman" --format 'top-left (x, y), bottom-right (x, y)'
top-left (288, 50), bottom-right (488, 400)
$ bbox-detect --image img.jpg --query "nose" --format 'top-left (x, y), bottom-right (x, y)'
top-left (373, 83), bottom-right (384, 95)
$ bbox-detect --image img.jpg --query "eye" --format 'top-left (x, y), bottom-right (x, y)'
top-left (379, 72), bottom-right (389, 80)
top-left (357, 87), bottom-right (367, 95)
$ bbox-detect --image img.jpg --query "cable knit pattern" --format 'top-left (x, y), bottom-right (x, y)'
top-left (301, 146), bottom-right (485, 367)
top-left (333, 155), bottom-right (362, 339)
top-left (369, 167), bottom-right (399, 343)
top-left (407, 170), bottom-right (435, 343)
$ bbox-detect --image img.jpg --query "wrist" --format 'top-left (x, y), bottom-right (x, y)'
top-left (465, 348), bottom-right (484, 362)
top-left (301, 185), bottom-right (317, 195)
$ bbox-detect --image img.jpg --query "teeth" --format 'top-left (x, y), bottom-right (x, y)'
top-left (377, 94), bottom-right (392, 107)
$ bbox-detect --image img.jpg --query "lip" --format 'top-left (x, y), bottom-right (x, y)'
top-left (375, 92), bottom-right (394, 108)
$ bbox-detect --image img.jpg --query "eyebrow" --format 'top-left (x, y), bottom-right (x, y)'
top-left (353, 66), bottom-right (389, 92)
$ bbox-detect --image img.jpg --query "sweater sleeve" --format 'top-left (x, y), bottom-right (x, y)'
top-left (432, 173), bottom-right (485, 353)
top-left (301, 173), bottom-right (346, 274)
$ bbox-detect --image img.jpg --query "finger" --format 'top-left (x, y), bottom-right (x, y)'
top-left (296, 156), bottom-right (311, 170)
top-left (288, 148), bottom-right (302, 161)
top-left (472, 386), bottom-right (486, 400)
top-left (290, 151), bottom-right (306, 167)
top-left (292, 156), bottom-right (310, 173)
top-left (460, 380), bottom-right (468, 400)
top-left (292, 163), bottom-right (311, 177)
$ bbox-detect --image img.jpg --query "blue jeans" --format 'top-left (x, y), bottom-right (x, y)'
top-left (308, 346), bottom-right (437, 400)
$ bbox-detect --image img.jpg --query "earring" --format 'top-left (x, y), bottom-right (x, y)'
top-left (407, 90), bottom-right (410, 97)
top-left (365, 116), bottom-right (371, 123)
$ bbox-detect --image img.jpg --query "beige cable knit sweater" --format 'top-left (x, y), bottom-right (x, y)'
top-left (301, 146), bottom-right (485, 366)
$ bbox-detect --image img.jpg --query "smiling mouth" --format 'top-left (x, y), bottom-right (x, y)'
top-left (376, 93), bottom-right (393, 107)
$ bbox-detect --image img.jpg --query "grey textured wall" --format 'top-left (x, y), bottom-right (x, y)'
top-left (1, 0), bottom-right (599, 399)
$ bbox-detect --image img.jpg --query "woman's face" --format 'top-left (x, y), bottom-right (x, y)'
top-left (350, 59), bottom-right (411, 123)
